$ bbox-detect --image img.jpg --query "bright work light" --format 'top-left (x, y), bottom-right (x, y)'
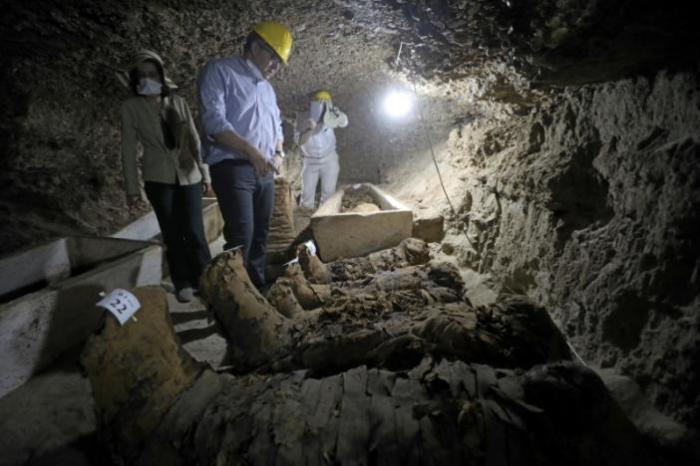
top-left (382, 90), bottom-right (413, 118)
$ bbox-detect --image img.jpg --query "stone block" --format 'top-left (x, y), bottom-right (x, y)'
top-left (310, 184), bottom-right (413, 261)
top-left (112, 197), bottom-right (224, 245)
top-left (412, 215), bottom-right (445, 243)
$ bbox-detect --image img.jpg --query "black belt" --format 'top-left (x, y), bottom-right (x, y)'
top-left (215, 158), bottom-right (251, 167)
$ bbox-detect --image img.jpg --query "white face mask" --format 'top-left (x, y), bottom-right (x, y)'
top-left (310, 101), bottom-right (325, 121)
top-left (137, 78), bottom-right (162, 96)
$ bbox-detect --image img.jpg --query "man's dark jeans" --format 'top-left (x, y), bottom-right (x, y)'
top-left (144, 181), bottom-right (211, 290)
top-left (210, 159), bottom-right (275, 290)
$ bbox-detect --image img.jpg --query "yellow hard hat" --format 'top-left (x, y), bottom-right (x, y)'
top-left (313, 90), bottom-right (332, 101)
top-left (254, 21), bottom-right (293, 64)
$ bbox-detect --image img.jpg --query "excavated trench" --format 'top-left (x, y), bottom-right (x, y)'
top-left (1, 1), bottom-right (699, 465)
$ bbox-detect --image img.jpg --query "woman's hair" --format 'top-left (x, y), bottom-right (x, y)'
top-left (128, 58), bottom-right (171, 97)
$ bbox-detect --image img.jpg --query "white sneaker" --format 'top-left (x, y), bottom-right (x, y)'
top-left (176, 287), bottom-right (194, 303)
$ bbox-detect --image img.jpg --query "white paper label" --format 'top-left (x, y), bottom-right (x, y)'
top-left (282, 240), bottom-right (318, 267)
top-left (97, 289), bottom-right (141, 325)
top-left (303, 240), bottom-right (317, 256)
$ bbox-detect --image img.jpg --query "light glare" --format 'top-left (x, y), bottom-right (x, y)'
top-left (383, 91), bottom-right (412, 118)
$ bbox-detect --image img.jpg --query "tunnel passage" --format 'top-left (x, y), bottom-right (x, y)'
top-left (1, 0), bottom-right (700, 465)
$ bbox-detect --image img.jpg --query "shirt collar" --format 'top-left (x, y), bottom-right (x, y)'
top-left (245, 58), bottom-right (265, 82)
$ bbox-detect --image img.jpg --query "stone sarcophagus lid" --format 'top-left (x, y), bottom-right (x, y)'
top-left (310, 183), bottom-right (413, 261)
top-left (0, 236), bottom-right (162, 397)
top-left (113, 197), bottom-right (224, 244)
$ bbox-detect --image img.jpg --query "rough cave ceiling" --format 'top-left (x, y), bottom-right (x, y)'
top-left (1, 0), bottom-right (695, 161)
top-left (2, 0), bottom-right (696, 84)
top-left (0, 0), bottom-right (696, 250)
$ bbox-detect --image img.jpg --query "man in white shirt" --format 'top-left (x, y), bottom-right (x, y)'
top-left (294, 90), bottom-right (349, 209)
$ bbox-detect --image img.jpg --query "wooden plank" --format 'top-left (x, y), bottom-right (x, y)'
top-left (416, 361), bottom-right (467, 466)
top-left (431, 358), bottom-right (461, 398)
top-left (472, 363), bottom-right (497, 397)
top-left (366, 367), bottom-right (395, 396)
top-left (449, 360), bottom-right (477, 398)
top-left (192, 379), bottom-right (250, 463)
top-left (420, 404), bottom-right (466, 466)
top-left (367, 396), bottom-right (400, 465)
top-left (392, 375), bottom-right (424, 466)
top-left (336, 366), bottom-right (370, 466)
top-left (274, 374), bottom-right (307, 466)
top-left (299, 377), bottom-right (323, 466)
top-left (366, 368), bottom-right (400, 466)
top-left (495, 372), bottom-right (523, 401)
top-left (407, 355), bottom-right (434, 381)
top-left (482, 399), bottom-right (509, 466)
top-left (313, 374), bottom-right (344, 465)
top-left (247, 376), bottom-right (281, 465)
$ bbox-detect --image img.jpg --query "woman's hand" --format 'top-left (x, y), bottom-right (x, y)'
top-left (202, 182), bottom-right (213, 197)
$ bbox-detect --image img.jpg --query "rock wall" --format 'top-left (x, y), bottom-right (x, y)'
top-left (394, 70), bottom-right (700, 431)
top-left (549, 73), bottom-right (700, 429)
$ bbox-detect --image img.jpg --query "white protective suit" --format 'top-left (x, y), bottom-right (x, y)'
top-left (294, 101), bottom-right (348, 209)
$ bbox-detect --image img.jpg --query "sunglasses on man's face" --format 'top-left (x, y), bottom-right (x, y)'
top-left (258, 42), bottom-right (281, 65)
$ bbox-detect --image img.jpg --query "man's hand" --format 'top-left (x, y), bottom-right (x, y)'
top-left (271, 154), bottom-right (284, 174)
top-left (212, 131), bottom-right (269, 177)
top-left (246, 146), bottom-right (269, 177)
top-left (307, 118), bottom-right (318, 132)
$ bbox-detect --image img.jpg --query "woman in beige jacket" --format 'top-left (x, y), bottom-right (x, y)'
top-left (121, 50), bottom-right (211, 302)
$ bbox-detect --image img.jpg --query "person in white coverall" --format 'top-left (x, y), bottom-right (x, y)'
top-left (294, 90), bottom-right (348, 209)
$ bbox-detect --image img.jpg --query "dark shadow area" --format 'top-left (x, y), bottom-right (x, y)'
top-left (0, 345), bottom-right (97, 466)
top-left (548, 139), bottom-right (614, 250)
top-left (176, 324), bottom-right (220, 344)
top-left (25, 432), bottom-right (104, 466)
top-left (36, 284), bottom-right (105, 376)
top-left (0, 278), bottom-right (51, 305)
top-left (602, 292), bottom-right (651, 352)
